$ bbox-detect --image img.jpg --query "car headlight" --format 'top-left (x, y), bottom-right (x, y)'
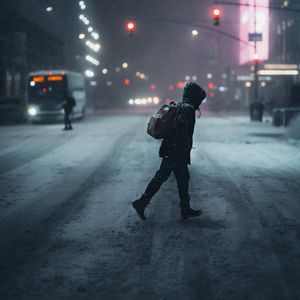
top-left (28, 107), bottom-right (38, 116)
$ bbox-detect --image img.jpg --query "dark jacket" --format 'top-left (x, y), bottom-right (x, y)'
top-left (159, 101), bottom-right (195, 164)
top-left (63, 95), bottom-right (76, 111)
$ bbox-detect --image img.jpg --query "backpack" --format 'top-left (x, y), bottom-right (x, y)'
top-left (147, 101), bottom-right (177, 139)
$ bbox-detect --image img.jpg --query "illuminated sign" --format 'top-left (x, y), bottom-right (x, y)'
top-left (33, 76), bottom-right (45, 83)
top-left (47, 76), bottom-right (63, 81)
top-left (258, 70), bottom-right (299, 76)
top-left (240, 0), bottom-right (269, 64)
top-left (263, 64), bottom-right (298, 70)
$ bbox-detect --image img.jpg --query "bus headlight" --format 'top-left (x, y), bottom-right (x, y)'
top-left (28, 106), bottom-right (38, 116)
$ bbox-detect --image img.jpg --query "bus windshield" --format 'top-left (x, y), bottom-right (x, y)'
top-left (28, 75), bottom-right (67, 101)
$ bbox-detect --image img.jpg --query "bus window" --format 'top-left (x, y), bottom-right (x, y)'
top-left (28, 76), bottom-right (67, 100)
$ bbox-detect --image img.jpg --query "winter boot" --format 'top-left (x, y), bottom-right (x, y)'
top-left (132, 196), bottom-right (150, 221)
top-left (180, 203), bottom-right (203, 220)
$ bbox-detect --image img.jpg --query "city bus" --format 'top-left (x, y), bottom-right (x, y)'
top-left (27, 70), bottom-right (86, 122)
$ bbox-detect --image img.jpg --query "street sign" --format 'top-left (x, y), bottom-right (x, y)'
top-left (249, 33), bottom-right (263, 42)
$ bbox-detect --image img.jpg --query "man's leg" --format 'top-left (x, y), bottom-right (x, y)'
top-left (66, 110), bottom-right (71, 129)
top-left (173, 162), bottom-right (202, 219)
top-left (132, 157), bottom-right (174, 220)
top-left (143, 157), bottom-right (174, 201)
top-left (63, 109), bottom-right (68, 129)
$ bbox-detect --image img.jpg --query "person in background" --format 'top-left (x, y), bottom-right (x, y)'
top-left (62, 92), bottom-right (76, 130)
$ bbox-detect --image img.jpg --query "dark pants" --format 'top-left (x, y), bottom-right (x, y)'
top-left (64, 108), bottom-right (72, 129)
top-left (143, 157), bottom-right (190, 207)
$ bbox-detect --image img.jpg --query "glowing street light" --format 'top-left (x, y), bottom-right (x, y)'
top-left (85, 70), bottom-right (95, 77)
top-left (192, 30), bottom-right (198, 36)
top-left (122, 62), bottom-right (128, 69)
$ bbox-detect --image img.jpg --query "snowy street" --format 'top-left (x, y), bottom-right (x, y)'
top-left (0, 114), bottom-right (300, 299)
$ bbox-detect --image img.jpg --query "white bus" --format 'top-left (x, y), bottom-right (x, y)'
top-left (27, 70), bottom-right (86, 121)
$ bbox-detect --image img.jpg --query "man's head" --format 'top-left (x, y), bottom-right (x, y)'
top-left (183, 82), bottom-right (206, 110)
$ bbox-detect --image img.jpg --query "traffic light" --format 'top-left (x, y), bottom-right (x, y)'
top-left (149, 83), bottom-right (156, 90)
top-left (125, 20), bottom-right (136, 36)
top-left (123, 78), bottom-right (130, 85)
top-left (253, 53), bottom-right (260, 65)
top-left (211, 7), bottom-right (221, 26)
top-left (208, 82), bottom-right (215, 89)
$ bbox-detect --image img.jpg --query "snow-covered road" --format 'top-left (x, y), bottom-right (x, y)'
top-left (0, 115), bottom-right (300, 299)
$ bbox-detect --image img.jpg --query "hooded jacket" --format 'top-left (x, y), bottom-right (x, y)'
top-left (159, 83), bottom-right (206, 164)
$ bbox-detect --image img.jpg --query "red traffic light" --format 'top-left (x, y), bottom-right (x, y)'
top-left (149, 83), bottom-right (156, 90)
top-left (123, 78), bottom-right (130, 85)
top-left (208, 82), bottom-right (215, 89)
top-left (177, 81), bottom-right (184, 89)
top-left (211, 7), bottom-right (222, 26)
top-left (125, 21), bottom-right (136, 36)
top-left (253, 53), bottom-right (260, 64)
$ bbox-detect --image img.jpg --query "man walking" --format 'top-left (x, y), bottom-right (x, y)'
top-left (62, 92), bottom-right (76, 130)
top-left (132, 82), bottom-right (207, 220)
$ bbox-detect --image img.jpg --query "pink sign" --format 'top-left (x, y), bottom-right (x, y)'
top-left (239, 0), bottom-right (269, 64)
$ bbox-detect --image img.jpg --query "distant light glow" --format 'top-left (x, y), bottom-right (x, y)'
top-left (122, 62), bottom-right (128, 69)
top-left (85, 40), bottom-right (100, 52)
top-left (124, 79), bottom-right (130, 85)
top-left (91, 32), bottom-right (99, 40)
top-left (192, 30), bottom-right (198, 36)
top-left (79, 33), bottom-right (85, 39)
top-left (126, 21), bottom-right (136, 32)
top-left (129, 99), bottom-right (134, 105)
top-left (245, 81), bottom-right (252, 87)
top-left (192, 75), bottom-right (197, 81)
top-left (257, 70), bottom-right (299, 76)
top-left (264, 64), bottom-right (298, 70)
top-left (85, 70), bottom-right (95, 77)
top-left (30, 81), bottom-right (35, 87)
top-left (46, 7), bottom-right (53, 12)
top-left (90, 81), bottom-right (97, 86)
top-left (212, 8), bottom-right (221, 17)
top-left (102, 68), bottom-right (108, 74)
top-left (85, 55), bottom-right (100, 66)
top-left (28, 107), bottom-right (37, 116)
top-left (150, 83), bottom-right (156, 90)
top-left (207, 73), bottom-right (212, 79)
top-left (153, 97), bottom-right (160, 104)
top-left (177, 82), bottom-right (184, 89)
top-left (88, 27), bottom-right (93, 32)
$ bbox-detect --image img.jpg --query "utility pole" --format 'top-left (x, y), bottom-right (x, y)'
top-left (250, 0), bottom-right (263, 122)
top-left (254, 0), bottom-right (259, 105)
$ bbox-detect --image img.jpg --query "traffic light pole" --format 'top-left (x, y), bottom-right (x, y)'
top-left (251, 0), bottom-right (263, 122)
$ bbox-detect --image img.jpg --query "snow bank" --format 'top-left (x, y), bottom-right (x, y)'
top-left (287, 115), bottom-right (300, 139)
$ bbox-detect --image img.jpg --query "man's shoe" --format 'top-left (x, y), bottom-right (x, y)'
top-left (132, 197), bottom-right (149, 221)
top-left (181, 208), bottom-right (203, 220)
